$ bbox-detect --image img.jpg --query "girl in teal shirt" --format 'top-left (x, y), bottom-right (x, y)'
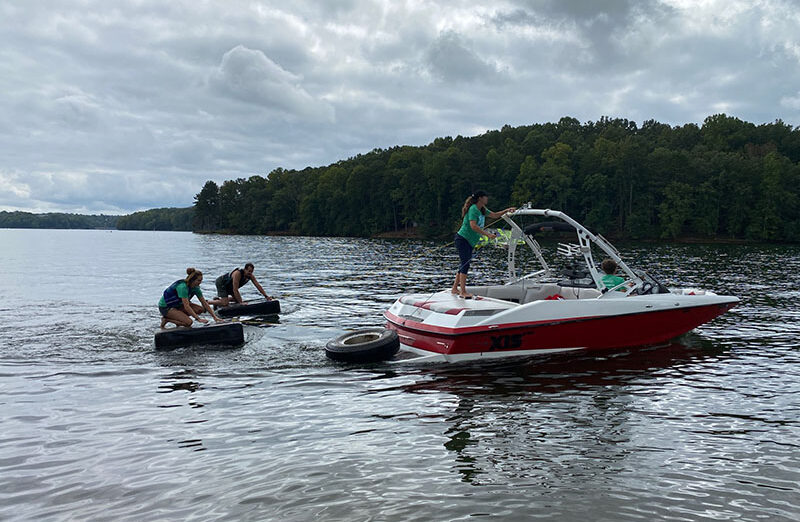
top-left (158, 267), bottom-right (222, 328)
top-left (451, 191), bottom-right (515, 298)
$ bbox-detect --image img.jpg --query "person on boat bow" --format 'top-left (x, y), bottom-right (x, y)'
top-left (210, 263), bottom-right (272, 307)
top-left (451, 191), bottom-right (516, 298)
top-left (158, 268), bottom-right (222, 328)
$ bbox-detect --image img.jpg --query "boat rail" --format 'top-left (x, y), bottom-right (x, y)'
top-left (500, 205), bottom-right (645, 294)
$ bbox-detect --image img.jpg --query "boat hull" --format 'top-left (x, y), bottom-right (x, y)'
top-left (385, 300), bottom-right (736, 361)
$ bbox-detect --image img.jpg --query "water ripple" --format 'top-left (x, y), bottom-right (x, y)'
top-left (0, 232), bottom-right (799, 520)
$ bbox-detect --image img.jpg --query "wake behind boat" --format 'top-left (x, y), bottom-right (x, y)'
top-left (384, 206), bottom-right (738, 363)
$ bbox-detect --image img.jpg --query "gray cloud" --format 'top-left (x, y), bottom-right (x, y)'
top-left (0, 0), bottom-right (798, 213)
top-left (209, 45), bottom-right (334, 122)
top-left (426, 31), bottom-right (500, 82)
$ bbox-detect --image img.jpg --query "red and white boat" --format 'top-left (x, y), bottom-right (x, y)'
top-left (385, 206), bottom-right (738, 363)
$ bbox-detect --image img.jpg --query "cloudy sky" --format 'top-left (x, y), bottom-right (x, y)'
top-left (2, 0), bottom-right (799, 214)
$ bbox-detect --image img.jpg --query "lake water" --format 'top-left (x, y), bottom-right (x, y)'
top-left (0, 229), bottom-right (798, 521)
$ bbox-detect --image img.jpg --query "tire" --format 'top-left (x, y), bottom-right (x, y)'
top-left (154, 322), bottom-right (244, 350)
top-left (325, 328), bottom-right (400, 363)
top-left (217, 299), bottom-right (280, 318)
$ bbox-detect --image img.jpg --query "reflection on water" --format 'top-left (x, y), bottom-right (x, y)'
top-left (0, 230), bottom-right (798, 521)
top-left (408, 342), bottom-right (711, 484)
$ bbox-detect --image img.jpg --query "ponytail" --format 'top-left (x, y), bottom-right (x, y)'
top-left (185, 267), bottom-right (203, 285)
top-left (461, 196), bottom-right (475, 218)
top-left (461, 190), bottom-right (488, 218)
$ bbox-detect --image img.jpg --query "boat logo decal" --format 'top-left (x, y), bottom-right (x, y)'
top-left (490, 334), bottom-right (523, 350)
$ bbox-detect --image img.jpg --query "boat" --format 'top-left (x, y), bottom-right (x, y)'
top-left (384, 206), bottom-right (738, 363)
top-left (216, 298), bottom-right (281, 318)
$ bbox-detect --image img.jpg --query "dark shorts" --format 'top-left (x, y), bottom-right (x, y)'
top-left (158, 305), bottom-right (173, 318)
top-left (215, 275), bottom-right (229, 298)
top-left (454, 233), bottom-right (474, 274)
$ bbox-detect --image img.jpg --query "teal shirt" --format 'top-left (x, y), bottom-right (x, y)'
top-left (158, 280), bottom-right (203, 307)
top-left (457, 204), bottom-right (490, 247)
top-left (601, 274), bottom-right (625, 291)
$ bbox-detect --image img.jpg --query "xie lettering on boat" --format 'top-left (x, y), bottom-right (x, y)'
top-left (490, 334), bottom-right (522, 350)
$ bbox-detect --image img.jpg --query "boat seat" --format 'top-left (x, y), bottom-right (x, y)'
top-left (465, 285), bottom-right (526, 303)
top-left (521, 284), bottom-right (601, 302)
top-left (558, 287), bottom-right (602, 300)
top-left (523, 284), bottom-right (563, 303)
top-left (484, 286), bottom-right (527, 302)
top-left (470, 284), bottom-right (602, 303)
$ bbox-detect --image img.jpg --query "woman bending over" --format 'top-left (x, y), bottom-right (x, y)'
top-left (158, 268), bottom-right (222, 328)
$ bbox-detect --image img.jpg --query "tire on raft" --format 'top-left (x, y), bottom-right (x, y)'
top-left (217, 298), bottom-right (281, 318)
top-left (325, 328), bottom-right (400, 363)
top-left (155, 321), bottom-right (244, 350)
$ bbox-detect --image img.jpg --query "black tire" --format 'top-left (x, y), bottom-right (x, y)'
top-left (217, 299), bottom-right (280, 318)
top-left (154, 322), bottom-right (244, 350)
top-left (325, 328), bottom-right (400, 363)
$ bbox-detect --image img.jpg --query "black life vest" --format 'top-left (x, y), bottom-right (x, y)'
top-left (223, 268), bottom-right (250, 295)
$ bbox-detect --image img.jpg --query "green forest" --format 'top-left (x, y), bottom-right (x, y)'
top-left (0, 208), bottom-right (192, 231)
top-left (4, 115), bottom-right (799, 240)
top-left (193, 114), bottom-right (800, 241)
top-left (116, 207), bottom-right (193, 231)
top-left (0, 211), bottom-right (118, 229)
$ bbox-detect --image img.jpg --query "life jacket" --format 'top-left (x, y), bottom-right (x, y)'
top-left (162, 279), bottom-right (189, 308)
top-left (222, 268), bottom-right (250, 295)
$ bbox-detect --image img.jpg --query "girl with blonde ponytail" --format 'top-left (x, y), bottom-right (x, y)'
top-left (158, 267), bottom-right (222, 328)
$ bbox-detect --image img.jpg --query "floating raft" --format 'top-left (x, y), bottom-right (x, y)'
top-left (154, 321), bottom-right (244, 350)
top-left (217, 298), bottom-right (281, 318)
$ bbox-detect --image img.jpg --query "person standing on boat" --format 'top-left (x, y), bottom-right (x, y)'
top-left (451, 191), bottom-right (516, 298)
top-left (210, 263), bottom-right (272, 307)
top-left (158, 268), bottom-right (222, 328)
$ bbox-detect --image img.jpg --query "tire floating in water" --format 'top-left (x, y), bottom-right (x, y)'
top-left (155, 321), bottom-right (244, 350)
top-left (216, 298), bottom-right (281, 318)
top-left (325, 328), bottom-right (400, 363)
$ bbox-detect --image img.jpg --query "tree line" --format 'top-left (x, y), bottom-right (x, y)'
top-left (115, 207), bottom-right (193, 231)
top-left (0, 208), bottom-right (193, 231)
top-left (0, 211), bottom-right (118, 229)
top-left (5, 115), bottom-right (799, 240)
top-left (193, 114), bottom-right (800, 242)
